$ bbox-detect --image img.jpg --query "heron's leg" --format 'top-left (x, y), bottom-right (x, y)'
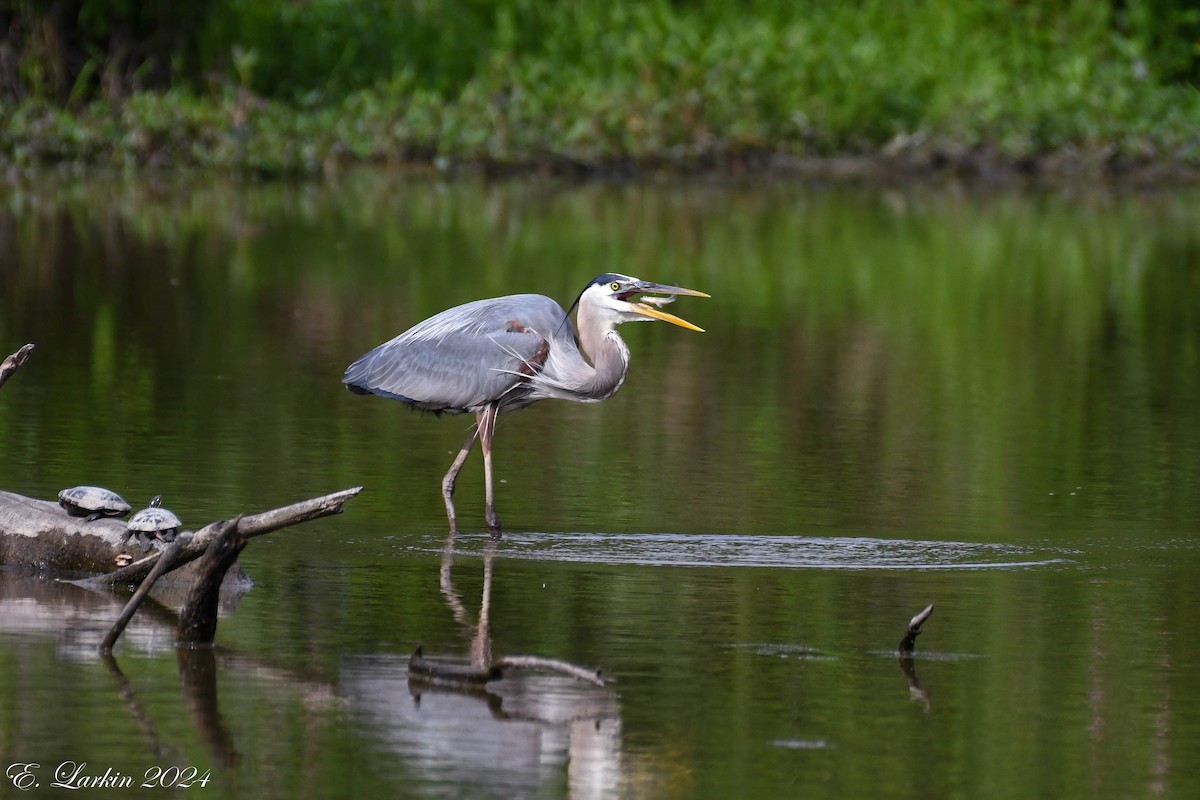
top-left (478, 403), bottom-right (502, 538)
top-left (442, 423), bottom-right (480, 535)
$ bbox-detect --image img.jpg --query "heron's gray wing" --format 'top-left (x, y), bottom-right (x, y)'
top-left (342, 294), bottom-right (570, 414)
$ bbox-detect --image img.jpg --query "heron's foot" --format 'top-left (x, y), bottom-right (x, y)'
top-left (486, 508), bottom-right (502, 539)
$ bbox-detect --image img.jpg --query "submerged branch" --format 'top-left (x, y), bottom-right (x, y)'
top-left (494, 655), bottom-right (613, 687)
top-left (408, 647), bottom-right (613, 688)
top-left (898, 604), bottom-right (934, 654)
top-left (409, 646), bottom-right (501, 687)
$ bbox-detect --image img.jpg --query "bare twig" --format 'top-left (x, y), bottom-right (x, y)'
top-left (898, 604), bottom-right (934, 654)
top-left (100, 535), bottom-right (189, 652)
top-left (0, 344), bottom-right (34, 389)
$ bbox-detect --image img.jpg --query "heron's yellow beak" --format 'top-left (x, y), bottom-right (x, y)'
top-left (632, 303), bottom-right (706, 332)
top-left (626, 281), bottom-right (708, 331)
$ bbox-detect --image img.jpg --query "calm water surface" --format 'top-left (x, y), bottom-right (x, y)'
top-left (1, 174), bottom-right (1199, 799)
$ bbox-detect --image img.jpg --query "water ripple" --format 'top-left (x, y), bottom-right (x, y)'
top-left (428, 533), bottom-right (1077, 571)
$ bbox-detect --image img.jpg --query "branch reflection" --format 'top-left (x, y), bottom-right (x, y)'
top-left (345, 536), bottom-right (623, 798)
top-left (897, 654), bottom-right (931, 710)
top-left (175, 648), bottom-right (240, 767)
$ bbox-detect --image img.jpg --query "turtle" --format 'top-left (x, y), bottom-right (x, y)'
top-left (58, 486), bottom-right (132, 522)
top-left (126, 495), bottom-right (182, 545)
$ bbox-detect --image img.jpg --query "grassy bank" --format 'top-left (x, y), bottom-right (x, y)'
top-left (2, 1), bottom-right (1199, 178)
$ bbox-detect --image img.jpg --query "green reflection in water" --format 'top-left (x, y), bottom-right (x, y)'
top-left (2, 176), bottom-right (1197, 539)
top-left (1, 174), bottom-right (1200, 800)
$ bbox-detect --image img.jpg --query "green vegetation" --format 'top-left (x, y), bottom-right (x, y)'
top-left (1, 0), bottom-right (1199, 174)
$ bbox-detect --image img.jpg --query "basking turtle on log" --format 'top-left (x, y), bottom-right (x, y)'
top-left (59, 485), bottom-right (132, 522)
top-left (1, 486), bottom-right (363, 651)
top-left (126, 495), bottom-right (182, 545)
top-left (0, 487), bottom-right (362, 578)
top-left (0, 342), bottom-right (365, 647)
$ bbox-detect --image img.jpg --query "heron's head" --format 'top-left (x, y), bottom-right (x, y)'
top-left (576, 273), bottom-right (709, 332)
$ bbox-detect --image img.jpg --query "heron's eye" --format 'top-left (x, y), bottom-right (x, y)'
top-left (610, 281), bottom-right (621, 291)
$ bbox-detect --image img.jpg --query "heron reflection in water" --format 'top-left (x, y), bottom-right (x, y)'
top-left (343, 273), bottom-right (708, 535)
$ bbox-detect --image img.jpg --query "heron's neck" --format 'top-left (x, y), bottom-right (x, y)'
top-left (575, 308), bottom-right (631, 401)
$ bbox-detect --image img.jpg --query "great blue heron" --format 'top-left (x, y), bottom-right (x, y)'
top-left (343, 272), bottom-right (708, 536)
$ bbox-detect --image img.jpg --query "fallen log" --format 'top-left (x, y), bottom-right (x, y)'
top-left (0, 490), bottom-right (140, 574)
top-left (88, 491), bottom-right (358, 648)
top-left (87, 487), bottom-right (362, 587)
top-left (0, 486), bottom-right (361, 580)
